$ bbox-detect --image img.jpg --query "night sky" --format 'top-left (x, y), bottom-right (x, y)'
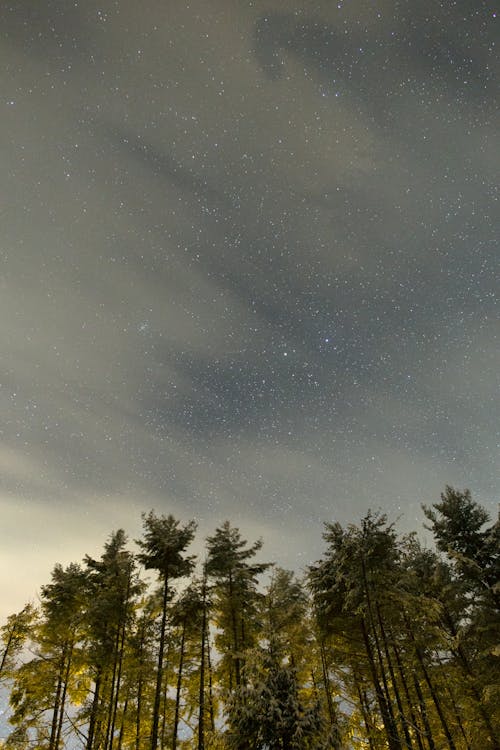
top-left (1, 0), bottom-right (498, 620)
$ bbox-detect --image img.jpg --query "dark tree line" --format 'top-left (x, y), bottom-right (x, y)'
top-left (0, 487), bottom-right (498, 749)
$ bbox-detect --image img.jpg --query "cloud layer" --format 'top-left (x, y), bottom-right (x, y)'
top-left (1, 0), bottom-right (498, 619)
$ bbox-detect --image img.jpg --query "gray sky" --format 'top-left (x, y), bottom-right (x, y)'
top-left (1, 0), bottom-right (498, 620)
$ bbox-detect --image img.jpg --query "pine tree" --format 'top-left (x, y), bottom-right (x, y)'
top-left (205, 521), bottom-right (270, 692)
top-left (83, 529), bottom-right (142, 750)
top-left (136, 512), bottom-right (197, 750)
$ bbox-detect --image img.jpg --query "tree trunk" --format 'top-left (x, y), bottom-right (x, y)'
top-left (391, 639), bottom-right (427, 750)
top-left (353, 668), bottom-right (376, 750)
top-left (172, 620), bottom-right (186, 750)
top-left (361, 559), bottom-right (402, 750)
top-left (198, 583), bottom-right (207, 750)
top-left (360, 617), bottom-right (402, 750)
top-left (412, 671), bottom-right (436, 750)
top-left (404, 615), bottom-right (456, 750)
top-left (0, 629), bottom-right (14, 677)
top-left (151, 576), bottom-right (169, 750)
top-left (49, 666), bottom-right (64, 750)
top-left (228, 572), bottom-right (241, 687)
top-left (55, 640), bottom-right (74, 750)
top-left (109, 597), bottom-right (129, 750)
top-left (104, 627), bottom-right (121, 750)
top-left (117, 695), bottom-right (128, 750)
top-left (206, 624), bottom-right (215, 733)
top-left (443, 607), bottom-right (499, 749)
top-left (86, 671), bottom-right (102, 750)
top-left (135, 673), bottom-right (143, 750)
top-left (319, 638), bottom-right (336, 727)
top-left (376, 603), bottom-right (414, 749)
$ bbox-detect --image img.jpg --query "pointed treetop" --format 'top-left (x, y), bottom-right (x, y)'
top-left (136, 511), bottom-right (197, 581)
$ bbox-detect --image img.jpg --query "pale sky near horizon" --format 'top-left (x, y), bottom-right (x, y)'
top-left (1, 0), bottom-right (498, 621)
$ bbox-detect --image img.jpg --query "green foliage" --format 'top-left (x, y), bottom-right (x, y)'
top-left (0, 603), bottom-right (36, 681)
top-left (225, 648), bottom-right (331, 750)
top-left (136, 512), bottom-right (197, 582)
top-left (2, 489), bottom-right (498, 750)
top-left (206, 522), bottom-right (271, 691)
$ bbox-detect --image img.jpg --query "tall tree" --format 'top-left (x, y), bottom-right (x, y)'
top-left (136, 512), bottom-right (197, 750)
top-left (309, 513), bottom-right (410, 750)
top-left (205, 521), bottom-right (270, 692)
top-left (83, 529), bottom-right (141, 750)
top-left (423, 488), bottom-right (500, 748)
top-left (7, 562), bottom-right (87, 750)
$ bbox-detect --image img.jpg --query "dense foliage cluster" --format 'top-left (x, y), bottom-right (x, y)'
top-left (0, 488), bottom-right (498, 750)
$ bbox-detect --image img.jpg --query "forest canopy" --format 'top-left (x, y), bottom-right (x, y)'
top-left (0, 487), bottom-right (498, 750)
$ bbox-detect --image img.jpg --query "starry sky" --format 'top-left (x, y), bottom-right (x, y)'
top-left (1, 0), bottom-right (498, 620)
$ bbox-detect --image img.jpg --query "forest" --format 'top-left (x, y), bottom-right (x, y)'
top-left (0, 487), bottom-right (498, 750)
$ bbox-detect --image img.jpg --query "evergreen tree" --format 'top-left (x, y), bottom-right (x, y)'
top-left (206, 522), bottom-right (270, 692)
top-left (7, 562), bottom-right (87, 750)
top-left (309, 513), bottom-right (413, 750)
top-left (423, 488), bottom-right (500, 748)
top-left (225, 647), bottom-right (333, 750)
top-left (1, 497), bottom-right (497, 750)
top-left (83, 529), bottom-right (141, 750)
top-left (136, 512), bottom-right (197, 750)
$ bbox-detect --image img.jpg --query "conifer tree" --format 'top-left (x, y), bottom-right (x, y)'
top-left (7, 562), bottom-right (87, 749)
top-left (225, 646), bottom-right (332, 750)
top-left (136, 512), bottom-right (197, 750)
top-left (423, 488), bottom-right (500, 748)
top-left (83, 529), bottom-right (142, 750)
top-left (206, 521), bottom-right (270, 692)
top-left (309, 513), bottom-right (410, 750)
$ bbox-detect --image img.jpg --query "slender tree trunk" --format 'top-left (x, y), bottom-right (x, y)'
top-left (87, 671), bottom-right (103, 750)
top-left (172, 621), bottom-right (186, 750)
top-left (206, 625), bottom-right (215, 733)
top-left (55, 640), bottom-right (74, 750)
top-left (135, 672), bottom-right (143, 750)
top-left (391, 639), bottom-right (426, 750)
top-left (361, 617), bottom-right (402, 750)
top-left (117, 696), bottom-right (128, 750)
top-left (319, 638), bottom-right (336, 727)
top-left (443, 608), bottom-right (499, 749)
top-left (161, 640), bottom-right (174, 749)
top-left (404, 615), bottom-right (456, 750)
top-left (151, 576), bottom-right (169, 750)
top-left (412, 671), bottom-right (436, 750)
top-left (49, 664), bottom-right (64, 750)
top-left (104, 628), bottom-right (121, 750)
top-left (0, 630), bottom-right (14, 677)
top-left (109, 601), bottom-right (129, 750)
top-left (198, 584), bottom-right (207, 750)
top-left (376, 604), bottom-right (414, 749)
top-left (228, 572), bottom-right (241, 687)
top-left (443, 680), bottom-right (472, 750)
top-left (353, 669), bottom-right (376, 750)
top-left (361, 559), bottom-right (402, 750)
